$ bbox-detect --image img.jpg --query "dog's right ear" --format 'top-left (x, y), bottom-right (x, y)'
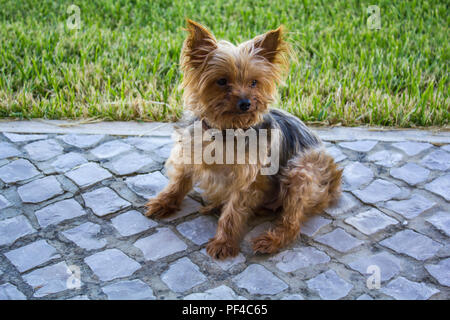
top-left (182, 19), bottom-right (217, 69)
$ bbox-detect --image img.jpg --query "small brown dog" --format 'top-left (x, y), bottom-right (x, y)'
top-left (145, 20), bottom-right (342, 259)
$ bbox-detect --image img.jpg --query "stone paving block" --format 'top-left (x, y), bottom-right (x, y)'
top-left (5, 240), bottom-right (60, 273)
top-left (0, 215), bottom-right (36, 246)
top-left (380, 277), bottom-right (439, 300)
top-left (17, 176), bottom-right (64, 203)
top-left (59, 134), bottom-right (105, 148)
top-left (0, 194), bottom-right (12, 210)
top-left (425, 258), bottom-right (450, 287)
top-left (134, 228), bottom-right (187, 261)
top-left (23, 262), bottom-right (76, 297)
top-left (282, 294), bottom-right (305, 300)
top-left (102, 279), bottom-right (155, 300)
top-left (342, 162), bottom-right (374, 191)
top-left (306, 270), bottom-right (353, 300)
top-left (124, 136), bottom-right (173, 152)
top-left (352, 179), bottom-right (402, 204)
top-left (424, 174), bottom-right (450, 201)
top-left (368, 150), bottom-right (403, 167)
top-left (84, 249), bottom-right (141, 281)
top-left (3, 132), bottom-right (47, 143)
top-left (0, 142), bottom-right (21, 159)
top-left (392, 141), bottom-right (432, 156)
top-left (62, 222), bottom-right (107, 250)
top-left (111, 210), bottom-right (157, 237)
top-left (380, 229), bottom-right (443, 261)
top-left (0, 283), bottom-right (26, 300)
top-left (324, 192), bottom-right (359, 217)
top-left (161, 197), bottom-right (202, 222)
top-left (184, 285), bottom-right (246, 300)
top-left (24, 139), bottom-right (63, 161)
top-left (51, 152), bottom-right (87, 173)
top-left (91, 140), bottom-right (132, 159)
top-left (200, 248), bottom-right (246, 270)
top-left (348, 251), bottom-right (401, 281)
top-left (82, 187), bottom-right (130, 217)
top-left (356, 294), bottom-right (373, 300)
top-left (421, 149), bottom-right (450, 171)
top-left (107, 152), bottom-right (158, 175)
top-left (176, 216), bottom-right (217, 245)
top-left (68, 295), bottom-right (89, 300)
top-left (35, 198), bottom-right (86, 228)
top-left (233, 264), bottom-right (288, 295)
top-left (383, 195), bottom-right (435, 219)
top-left (315, 228), bottom-right (364, 253)
top-left (390, 163), bottom-right (430, 186)
top-left (65, 162), bottom-right (112, 188)
top-left (125, 171), bottom-right (168, 199)
top-left (344, 208), bottom-right (398, 235)
top-left (300, 216), bottom-right (332, 237)
top-left (425, 211), bottom-right (450, 237)
top-left (271, 247), bottom-right (330, 273)
top-left (161, 257), bottom-right (207, 293)
top-left (326, 146), bottom-right (347, 163)
top-left (339, 140), bottom-right (378, 152)
top-left (442, 145), bottom-right (450, 152)
top-left (0, 159), bottom-right (39, 183)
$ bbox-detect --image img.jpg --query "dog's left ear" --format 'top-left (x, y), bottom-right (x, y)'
top-left (182, 19), bottom-right (217, 69)
top-left (253, 26), bottom-right (288, 64)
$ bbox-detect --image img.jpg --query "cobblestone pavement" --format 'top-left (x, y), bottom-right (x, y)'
top-left (0, 121), bottom-right (449, 300)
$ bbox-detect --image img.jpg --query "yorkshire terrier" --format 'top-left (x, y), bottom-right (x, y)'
top-left (145, 20), bottom-right (342, 260)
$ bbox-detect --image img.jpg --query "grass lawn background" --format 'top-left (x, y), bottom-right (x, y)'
top-left (0, 0), bottom-right (448, 127)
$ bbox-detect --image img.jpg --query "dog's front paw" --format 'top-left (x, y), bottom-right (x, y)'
top-left (252, 232), bottom-right (281, 254)
top-left (144, 198), bottom-right (178, 218)
top-left (206, 238), bottom-right (239, 260)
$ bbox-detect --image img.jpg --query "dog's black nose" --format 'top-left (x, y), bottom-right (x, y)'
top-left (238, 99), bottom-right (251, 111)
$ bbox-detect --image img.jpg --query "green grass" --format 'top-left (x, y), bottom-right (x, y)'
top-left (0, 0), bottom-right (448, 127)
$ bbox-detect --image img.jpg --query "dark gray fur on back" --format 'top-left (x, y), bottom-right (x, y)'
top-left (253, 108), bottom-right (321, 169)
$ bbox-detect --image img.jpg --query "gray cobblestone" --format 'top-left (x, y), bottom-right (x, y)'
top-left (91, 140), bottom-right (132, 159)
top-left (0, 142), bottom-right (21, 159)
top-left (306, 270), bottom-right (353, 300)
top-left (176, 216), bottom-right (217, 245)
top-left (324, 192), bottom-right (359, 217)
top-left (17, 176), bottom-right (64, 203)
top-left (23, 261), bottom-right (76, 297)
top-left (233, 264), bottom-right (288, 295)
top-left (0, 159), bottom-right (39, 183)
top-left (107, 152), bottom-right (159, 175)
top-left (344, 208), bottom-right (398, 235)
top-left (102, 279), bottom-right (155, 300)
top-left (24, 139), bottom-right (63, 161)
top-left (51, 152), bottom-right (87, 173)
top-left (421, 150), bottom-right (450, 171)
top-left (353, 179), bottom-right (402, 204)
top-left (59, 134), bottom-right (105, 148)
top-left (0, 283), bottom-right (27, 300)
top-left (383, 195), bottom-right (435, 219)
top-left (424, 174), bottom-right (450, 201)
top-left (380, 277), bottom-right (439, 300)
top-left (425, 258), bottom-right (450, 287)
top-left (200, 249), bottom-right (246, 270)
top-left (84, 249), bottom-right (141, 281)
top-left (35, 199), bottom-right (86, 228)
top-left (368, 150), bottom-right (403, 167)
top-left (111, 210), bottom-right (157, 237)
top-left (300, 216), bottom-right (331, 237)
top-left (390, 163), bottom-right (430, 186)
top-left (65, 162), bottom-right (112, 188)
top-left (339, 140), bottom-right (377, 152)
top-left (5, 240), bottom-right (60, 273)
top-left (134, 227), bottom-right (187, 261)
top-left (0, 194), bottom-right (12, 209)
top-left (3, 132), bottom-right (47, 143)
top-left (271, 247), bottom-right (330, 272)
top-left (392, 141), bottom-right (432, 156)
top-left (342, 162), bottom-right (374, 191)
top-left (326, 146), bottom-right (347, 162)
top-left (0, 215), bottom-right (36, 246)
top-left (315, 228), bottom-right (364, 253)
top-left (380, 230), bottom-right (443, 261)
top-left (348, 251), bottom-right (401, 281)
top-left (82, 187), bottom-right (130, 216)
top-left (184, 285), bottom-right (246, 300)
top-left (425, 211), bottom-right (450, 236)
top-left (161, 257), bottom-right (207, 293)
top-left (62, 222), bottom-right (107, 250)
top-left (125, 172), bottom-right (168, 199)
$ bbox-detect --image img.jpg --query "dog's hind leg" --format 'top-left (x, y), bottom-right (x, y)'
top-left (252, 148), bottom-right (342, 254)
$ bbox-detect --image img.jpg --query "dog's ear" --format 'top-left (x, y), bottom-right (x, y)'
top-left (253, 26), bottom-right (288, 64)
top-left (182, 19), bottom-right (217, 69)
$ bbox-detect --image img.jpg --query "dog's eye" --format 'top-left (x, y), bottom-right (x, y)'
top-left (251, 80), bottom-right (257, 88)
top-left (217, 78), bottom-right (227, 86)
